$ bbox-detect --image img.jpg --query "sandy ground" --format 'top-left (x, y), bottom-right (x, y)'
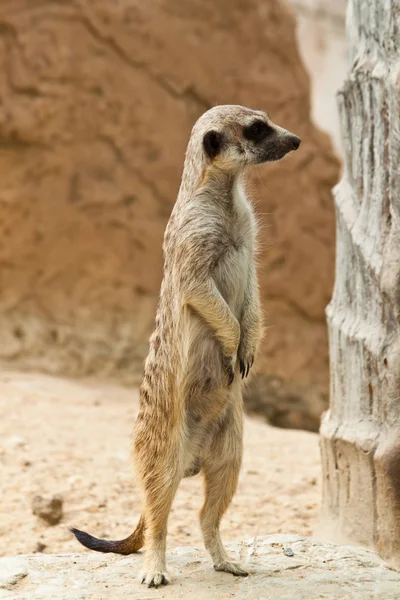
top-left (0, 371), bottom-right (320, 557)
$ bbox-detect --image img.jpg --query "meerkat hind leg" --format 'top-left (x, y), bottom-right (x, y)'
top-left (138, 471), bottom-right (181, 587)
top-left (199, 408), bottom-right (248, 577)
top-left (200, 458), bottom-right (248, 576)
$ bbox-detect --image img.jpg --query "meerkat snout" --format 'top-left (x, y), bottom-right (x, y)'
top-left (249, 121), bottom-right (301, 163)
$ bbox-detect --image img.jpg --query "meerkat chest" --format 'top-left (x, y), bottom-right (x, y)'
top-left (213, 182), bottom-right (256, 314)
top-left (231, 181), bottom-right (256, 248)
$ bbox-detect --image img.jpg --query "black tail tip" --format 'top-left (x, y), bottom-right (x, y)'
top-left (70, 527), bottom-right (110, 553)
top-left (70, 527), bottom-right (92, 546)
top-left (70, 526), bottom-right (84, 538)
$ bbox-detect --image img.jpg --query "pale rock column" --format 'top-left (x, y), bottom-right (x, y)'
top-left (320, 0), bottom-right (400, 567)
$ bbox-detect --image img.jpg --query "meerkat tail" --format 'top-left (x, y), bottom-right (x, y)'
top-left (70, 514), bottom-right (145, 555)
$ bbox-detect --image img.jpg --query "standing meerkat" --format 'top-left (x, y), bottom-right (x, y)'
top-left (72, 105), bottom-right (300, 587)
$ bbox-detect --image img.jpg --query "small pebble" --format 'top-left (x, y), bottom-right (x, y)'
top-left (32, 494), bottom-right (63, 526)
top-left (283, 547), bottom-right (294, 557)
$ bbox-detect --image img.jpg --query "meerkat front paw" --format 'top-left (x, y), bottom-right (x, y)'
top-left (214, 561), bottom-right (249, 577)
top-left (222, 352), bottom-right (237, 385)
top-left (139, 570), bottom-right (171, 588)
top-left (238, 345), bottom-right (255, 379)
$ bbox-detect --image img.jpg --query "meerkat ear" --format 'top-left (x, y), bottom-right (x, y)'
top-left (203, 130), bottom-right (223, 159)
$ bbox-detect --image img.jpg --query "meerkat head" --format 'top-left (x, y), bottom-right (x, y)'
top-left (192, 105), bottom-right (300, 174)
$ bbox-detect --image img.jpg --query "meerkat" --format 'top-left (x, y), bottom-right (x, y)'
top-left (71, 105), bottom-right (300, 587)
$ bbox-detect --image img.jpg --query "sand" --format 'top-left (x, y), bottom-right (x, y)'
top-left (0, 371), bottom-right (320, 557)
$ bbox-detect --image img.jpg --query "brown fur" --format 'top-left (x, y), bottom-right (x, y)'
top-left (71, 105), bottom-right (300, 587)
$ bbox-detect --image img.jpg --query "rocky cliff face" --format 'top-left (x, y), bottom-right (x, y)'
top-left (0, 0), bottom-right (340, 429)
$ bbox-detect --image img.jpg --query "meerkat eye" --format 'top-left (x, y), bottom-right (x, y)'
top-left (243, 120), bottom-right (273, 142)
top-left (203, 130), bottom-right (223, 159)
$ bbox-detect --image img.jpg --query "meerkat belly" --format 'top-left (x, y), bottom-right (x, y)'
top-left (214, 245), bottom-right (249, 318)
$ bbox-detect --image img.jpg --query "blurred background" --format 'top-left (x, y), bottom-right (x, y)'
top-left (0, 0), bottom-right (346, 557)
top-left (0, 0), bottom-right (344, 430)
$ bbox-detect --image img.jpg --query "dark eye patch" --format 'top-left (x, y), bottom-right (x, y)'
top-left (203, 130), bottom-right (223, 159)
top-left (243, 120), bottom-right (273, 142)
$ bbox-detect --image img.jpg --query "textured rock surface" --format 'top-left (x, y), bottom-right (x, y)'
top-left (320, 0), bottom-right (400, 568)
top-left (0, 0), bottom-right (339, 428)
top-left (0, 558), bottom-right (28, 591)
top-left (1, 535), bottom-right (400, 599)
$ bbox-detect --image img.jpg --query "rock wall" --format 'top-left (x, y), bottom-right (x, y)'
top-left (0, 0), bottom-right (339, 429)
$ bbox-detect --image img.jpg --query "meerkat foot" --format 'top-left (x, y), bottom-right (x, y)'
top-left (139, 570), bottom-right (171, 588)
top-left (214, 561), bottom-right (248, 577)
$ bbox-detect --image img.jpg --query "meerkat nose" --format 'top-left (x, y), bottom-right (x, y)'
top-left (291, 135), bottom-right (301, 150)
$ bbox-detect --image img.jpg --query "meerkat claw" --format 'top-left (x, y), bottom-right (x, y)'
top-left (140, 571), bottom-right (170, 588)
top-left (240, 360), bottom-right (245, 378)
top-left (223, 354), bottom-right (236, 385)
top-left (240, 359), bottom-right (253, 378)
